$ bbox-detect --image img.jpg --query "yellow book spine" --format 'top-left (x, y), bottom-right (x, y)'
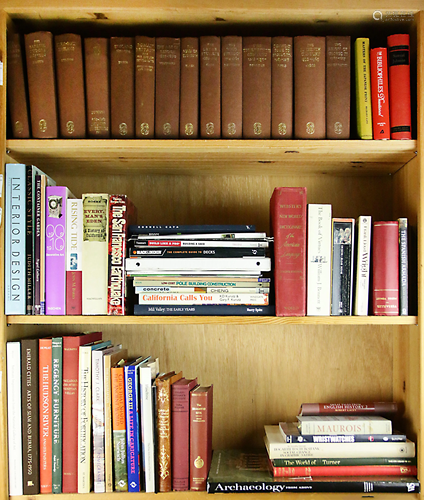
top-left (355, 38), bottom-right (373, 140)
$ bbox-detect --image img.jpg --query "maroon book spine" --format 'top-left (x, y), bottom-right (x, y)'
top-left (370, 47), bottom-right (390, 140)
top-left (221, 36), bottom-right (242, 138)
top-left (200, 36), bottom-right (221, 138)
top-left (7, 33), bottom-right (31, 138)
top-left (180, 37), bottom-right (199, 139)
top-left (242, 37), bottom-right (272, 138)
top-left (84, 38), bottom-right (110, 138)
top-left (372, 221), bottom-right (399, 315)
top-left (24, 31), bottom-right (58, 138)
top-left (155, 37), bottom-right (180, 138)
top-left (271, 36), bottom-right (293, 138)
top-left (270, 187), bottom-right (307, 316)
top-left (55, 33), bottom-right (86, 138)
top-left (110, 37), bottom-right (135, 138)
top-left (294, 36), bottom-right (326, 139)
top-left (299, 402), bottom-right (399, 416)
top-left (172, 378), bottom-right (198, 491)
top-left (135, 36), bottom-right (155, 138)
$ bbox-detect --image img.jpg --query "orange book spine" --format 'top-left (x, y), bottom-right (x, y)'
top-left (111, 365), bottom-right (128, 492)
top-left (39, 338), bottom-right (52, 493)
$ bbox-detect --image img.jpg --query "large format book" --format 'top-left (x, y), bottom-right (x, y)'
top-left (354, 215), bottom-right (372, 316)
top-left (110, 37), bottom-right (135, 138)
top-left (55, 33), bottom-right (86, 138)
top-left (130, 246), bottom-right (266, 258)
top-left (155, 37), bottom-right (180, 138)
top-left (66, 199), bottom-right (83, 315)
top-left (7, 342), bottom-right (23, 496)
top-left (242, 36), bottom-right (272, 139)
top-left (270, 187), bottom-right (307, 316)
top-left (370, 47), bottom-right (390, 139)
top-left (24, 31), bottom-right (58, 138)
top-left (299, 402), bottom-right (399, 416)
top-left (82, 193), bottom-right (109, 314)
top-left (84, 38), bottom-right (110, 138)
top-left (130, 223), bottom-right (256, 235)
top-left (294, 36), bottom-right (326, 139)
top-left (387, 34), bottom-right (411, 139)
top-left (137, 292), bottom-right (268, 305)
top-left (52, 337), bottom-right (63, 493)
top-left (200, 36), bottom-right (221, 138)
top-left (221, 36), bottom-right (242, 138)
top-left (107, 194), bottom-right (137, 315)
top-left (135, 36), bottom-right (155, 138)
top-left (180, 37), bottom-right (199, 139)
top-left (190, 385), bottom-right (213, 491)
top-left (134, 304), bottom-right (274, 315)
top-left (271, 456), bottom-right (417, 467)
top-left (131, 239), bottom-right (269, 248)
top-left (372, 221), bottom-right (400, 315)
top-left (297, 415), bottom-right (392, 435)
top-left (399, 217), bottom-right (409, 315)
top-left (271, 36), bottom-right (293, 138)
top-left (39, 337), bottom-right (52, 493)
top-left (326, 36), bottom-right (351, 139)
top-left (307, 204), bottom-right (332, 316)
top-left (7, 33), bottom-right (30, 138)
top-left (354, 38), bottom-right (373, 139)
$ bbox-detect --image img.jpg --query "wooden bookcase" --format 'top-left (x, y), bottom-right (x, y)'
top-left (0, 1), bottom-right (422, 499)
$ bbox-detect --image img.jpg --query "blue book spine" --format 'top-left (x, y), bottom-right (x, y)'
top-left (125, 365), bottom-right (141, 492)
top-left (5, 163), bottom-right (26, 314)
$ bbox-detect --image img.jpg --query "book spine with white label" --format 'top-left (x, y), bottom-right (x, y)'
top-left (78, 345), bottom-right (93, 493)
top-left (66, 199), bottom-right (83, 315)
top-left (354, 216), bottom-right (372, 315)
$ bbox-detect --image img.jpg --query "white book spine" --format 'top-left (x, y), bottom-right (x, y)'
top-left (78, 346), bottom-right (93, 493)
top-left (307, 204), bottom-right (332, 316)
top-left (354, 215), bottom-right (372, 315)
top-left (66, 198), bottom-right (83, 272)
top-left (92, 349), bottom-right (106, 493)
top-left (135, 286), bottom-right (269, 294)
top-left (298, 416), bottom-right (392, 435)
top-left (137, 292), bottom-right (269, 305)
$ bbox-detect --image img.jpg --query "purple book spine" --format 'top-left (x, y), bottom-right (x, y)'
top-left (45, 186), bottom-right (70, 315)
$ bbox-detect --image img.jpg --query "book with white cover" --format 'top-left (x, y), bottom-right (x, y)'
top-left (131, 232), bottom-right (268, 240)
top-left (307, 204), bottom-right (332, 315)
top-left (132, 239), bottom-right (269, 248)
top-left (297, 415), bottom-right (392, 435)
top-left (137, 292), bottom-right (269, 305)
top-left (354, 215), bottom-right (372, 315)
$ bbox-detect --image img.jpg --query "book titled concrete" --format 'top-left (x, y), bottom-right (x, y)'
top-left (354, 216), bottom-right (372, 315)
top-left (297, 415), bottom-right (392, 435)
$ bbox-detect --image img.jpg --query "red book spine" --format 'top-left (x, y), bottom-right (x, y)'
top-left (372, 221), bottom-right (399, 315)
top-left (271, 36), bottom-right (293, 138)
top-left (370, 48), bottom-right (390, 139)
top-left (270, 187), bottom-right (307, 316)
top-left (66, 271), bottom-right (82, 315)
top-left (270, 462), bottom-right (417, 477)
top-left (387, 34), bottom-right (411, 139)
top-left (200, 36), bottom-right (221, 138)
top-left (135, 36), bottom-right (155, 138)
top-left (180, 37), bottom-right (199, 138)
top-left (299, 402), bottom-right (398, 416)
top-left (221, 36), bottom-right (242, 138)
top-left (39, 338), bottom-right (52, 494)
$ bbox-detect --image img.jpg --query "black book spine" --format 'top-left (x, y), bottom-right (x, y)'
top-left (129, 224), bottom-right (256, 235)
top-left (134, 304), bottom-right (274, 315)
top-left (33, 175), bottom-right (42, 315)
top-left (285, 433), bottom-right (407, 443)
top-left (331, 220), bottom-right (354, 315)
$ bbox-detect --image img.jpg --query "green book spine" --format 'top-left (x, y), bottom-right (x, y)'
top-left (52, 337), bottom-right (63, 493)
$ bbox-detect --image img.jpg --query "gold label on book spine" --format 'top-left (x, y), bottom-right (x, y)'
top-left (163, 123), bottom-right (172, 135)
top-left (185, 123), bottom-right (194, 135)
top-left (83, 195), bottom-right (108, 242)
top-left (140, 123), bottom-right (150, 135)
top-left (194, 456), bottom-right (204, 469)
top-left (334, 122), bottom-right (343, 135)
top-left (66, 121), bottom-right (75, 134)
top-left (206, 122), bottom-right (215, 135)
top-left (254, 122), bottom-right (262, 135)
top-left (119, 123), bottom-right (128, 136)
top-left (227, 123), bottom-right (236, 135)
top-left (39, 119), bottom-right (47, 133)
top-left (306, 122), bottom-right (315, 135)
top-left (14, 121), bottom-right (24, 134)
top-left (278, 123), bottom-right (287, 136)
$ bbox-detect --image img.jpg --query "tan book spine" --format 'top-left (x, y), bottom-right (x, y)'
top-left (271, 36), bottom-right (293, 138)
top-left (135, 36), bottom-right (155, 138)
top-left (180, 37), bottom-right (199, 139)
top-left (200, 36), bottom-right (221, 138)
top-left (7, 33), bottom-right (30, 138)
top-left (221, 36), bottom-right (242, 139)
top-left (55, 33), bottom-right (86, 138)
top-left (84, 38), bottom-right (110, 138)
top-left (24, 31), bottom-right (58, 138)
top-left (110, 37), bottom-right (135, 138)
top-left (242, 36), bottom-right (272, 139)
top-left (155, 37), bottom-right (180, 138)
top-left (294, 36), bottom-right (326, 139)
top-left (326, 36), bottom-right (351, 139)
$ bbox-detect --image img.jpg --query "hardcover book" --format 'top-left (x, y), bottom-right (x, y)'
top-left (297, 415), bottom-right (392, 435)
top-left (130, 223), bottom-right (256, 235)
top-left (370, 48), bottom-right (390, 139)
top-left (354, 38), bottom-right (373, 139)
top-left (271, 36), bottom-right (293, 138)
top-left (354, 216), bottom-right (372, 316)
top-left (200, 36), bottom-right (221, 138)
top-left (25, 166), bottom-right (33, 314)
top-left (272, 456), bottom-right (417, 467)
top-left (299, 402), bottom-right (399, 416)
top-left (135, 36), bottom-right (155, 138)
top-left (180, 37), bottom-right (200, 139)
top-left (134, 304), bottom-right (274, 315)
top-left (52, 337), bottom-right (63, 493)
top-left (39, 338), bottom-right (52, 493)
top-left (66, 198), bottom-right (83, 315)
top-left (137, 292), bottom-right (268, 305)
top-left (222, 36), bottom-right (242, 138)
top-left (399, 217), bottom-right (409, 315)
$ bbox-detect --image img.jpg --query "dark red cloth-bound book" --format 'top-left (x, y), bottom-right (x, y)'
top-left (200, 36), bottom-right (221, 138)
top-left (135, 36), bottom-right (155, 138)
top-left (270, 187), bottom-right (307, 316)
top-left (370, 48), bottom-right (390, 140)
top-left (387, 34), bottom-right (411, 139)
top-left (299, 402), bottom-right (399, 416)
top-left (372, 221), bottom-right (399, 315)
top-left (180, 37), bottom-right (199, 139)
top-left (222, 36), bottom-right (242, 138)
top-left (271, 36), bottom-right (293, 139)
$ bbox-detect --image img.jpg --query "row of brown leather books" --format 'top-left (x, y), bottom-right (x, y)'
top-left (7, 32), bottom-right (350, 140)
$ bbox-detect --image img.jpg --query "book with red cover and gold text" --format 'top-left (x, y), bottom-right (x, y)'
top-left (222, 36), bottom-right (242, 138)
top-left (180, 37), bottom-right (199, 139)
top-left (271, 36), bottom-right (293, 138)
top-left (200, 36), bottom-right (221, 138)
top-left (135, 36), bottom-right (155, 138)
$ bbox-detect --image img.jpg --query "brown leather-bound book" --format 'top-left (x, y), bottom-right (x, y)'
top-left (200, 36), bottom-right (221, 138)
top-left (180, 37), bottom-right (199, 139)
top-left (24, 31), bottom-right (58, 138)
top-left (135, 36), bottom-right (155, 138)
top-left (242, 36), bottom-right (271, 139)
top-left (155, 37), bottom-right (180, 138)
top-left (84, 38), bottom-right (110, 138)
top-left (110, 37), bottom-right (135, 138)
top-left (294, 36), bottom-right (326, 139)
top-left (326, 36), bottom-right (351, 139)
top-left (55, 33), bottom-right (86, 138)
top-left (271, 36), bottom-right (293, 138)
top-left (7, 33), bottom-right (30, 138)
top-left (221, 36), bottom-right (242, 139)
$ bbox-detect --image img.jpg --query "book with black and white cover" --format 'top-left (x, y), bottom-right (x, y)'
top-left (134, 304), bottom-right (275, 315)
top-left (354, 215), bottom-right (372, 316)
top-left (129, 247), bottom-right (266, 258)
top-left (137, 292), bottom-right (269, 305)
top-left (129, 224), bottom-right (256, 235)
top-left (135, 286), bottom-right (270, 294)
top-left (398, 218), bottom-right (409, 316)
top-left (130, 239), bottom-right (269, 248)
top-left (130, 232), bottom-right (268, 241)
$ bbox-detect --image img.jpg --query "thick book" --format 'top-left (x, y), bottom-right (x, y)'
top-left (110, 37), bottom-right (135, 138)
top-left (271, 36), bottom-right (293, 138)
top-left (297, 415), bottom-right (392, 435)
top-left (326, 36), bottom-right (351, 139)
top-left (51, 337), bottom-right (63, 493)
top-left (130, 246), bottom-right (266, 258)
top-left (135, 36), bottom-right (155, 138)
top-left (354, 38), bottom-right (373, 139)
top-left (137, 292), bottom-right (268, 305)
top-left (7, 33), bottom-right (30, 138)
top-left (370, 47), bottom-right (390, 139)
top-left (270, 187), bottom-right (307, 316)
top-left (134, 304), bottom-right (274, 315)
top-left (387, 34), bottom-right (411, 139)
top-left (107, 194), bottom-right (137, 315)
top-left (372, 221), bottom-right (399, 315)
top-left (200, 36), bottom-right (221, 138)
top-left (399, 217), bottom-right (409, 315)
top-left (221, 36), bottom-right (242, 138)
top-left (84, 38), bottom-right (110, 138)
top-left (307, 204), bottom-right (332, 316)
top-left (155, 37), bottom-right (180, 138)
top-left (55, 33), bottom-right (86, 138)
top-left (130, 224), bottom-right (256, 235)
top-left (180, 37), bottom-right (199, 139)
top-left (66, 198), bottom-right (83, 315)
top-left (39, 338), bottom-right (52, 493)
top-left (354, 215), bottom-right (372, 316)
top-left (272, 456), bottom-right (417, 467)
top-left (294, 36), bottom-right (326, 139)
top-left (331, 218), bottom-right (355, 316)
top-left (299, 402), bottom-right (399, 416)
top-left (242, 36), bottom-right (272, 138)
